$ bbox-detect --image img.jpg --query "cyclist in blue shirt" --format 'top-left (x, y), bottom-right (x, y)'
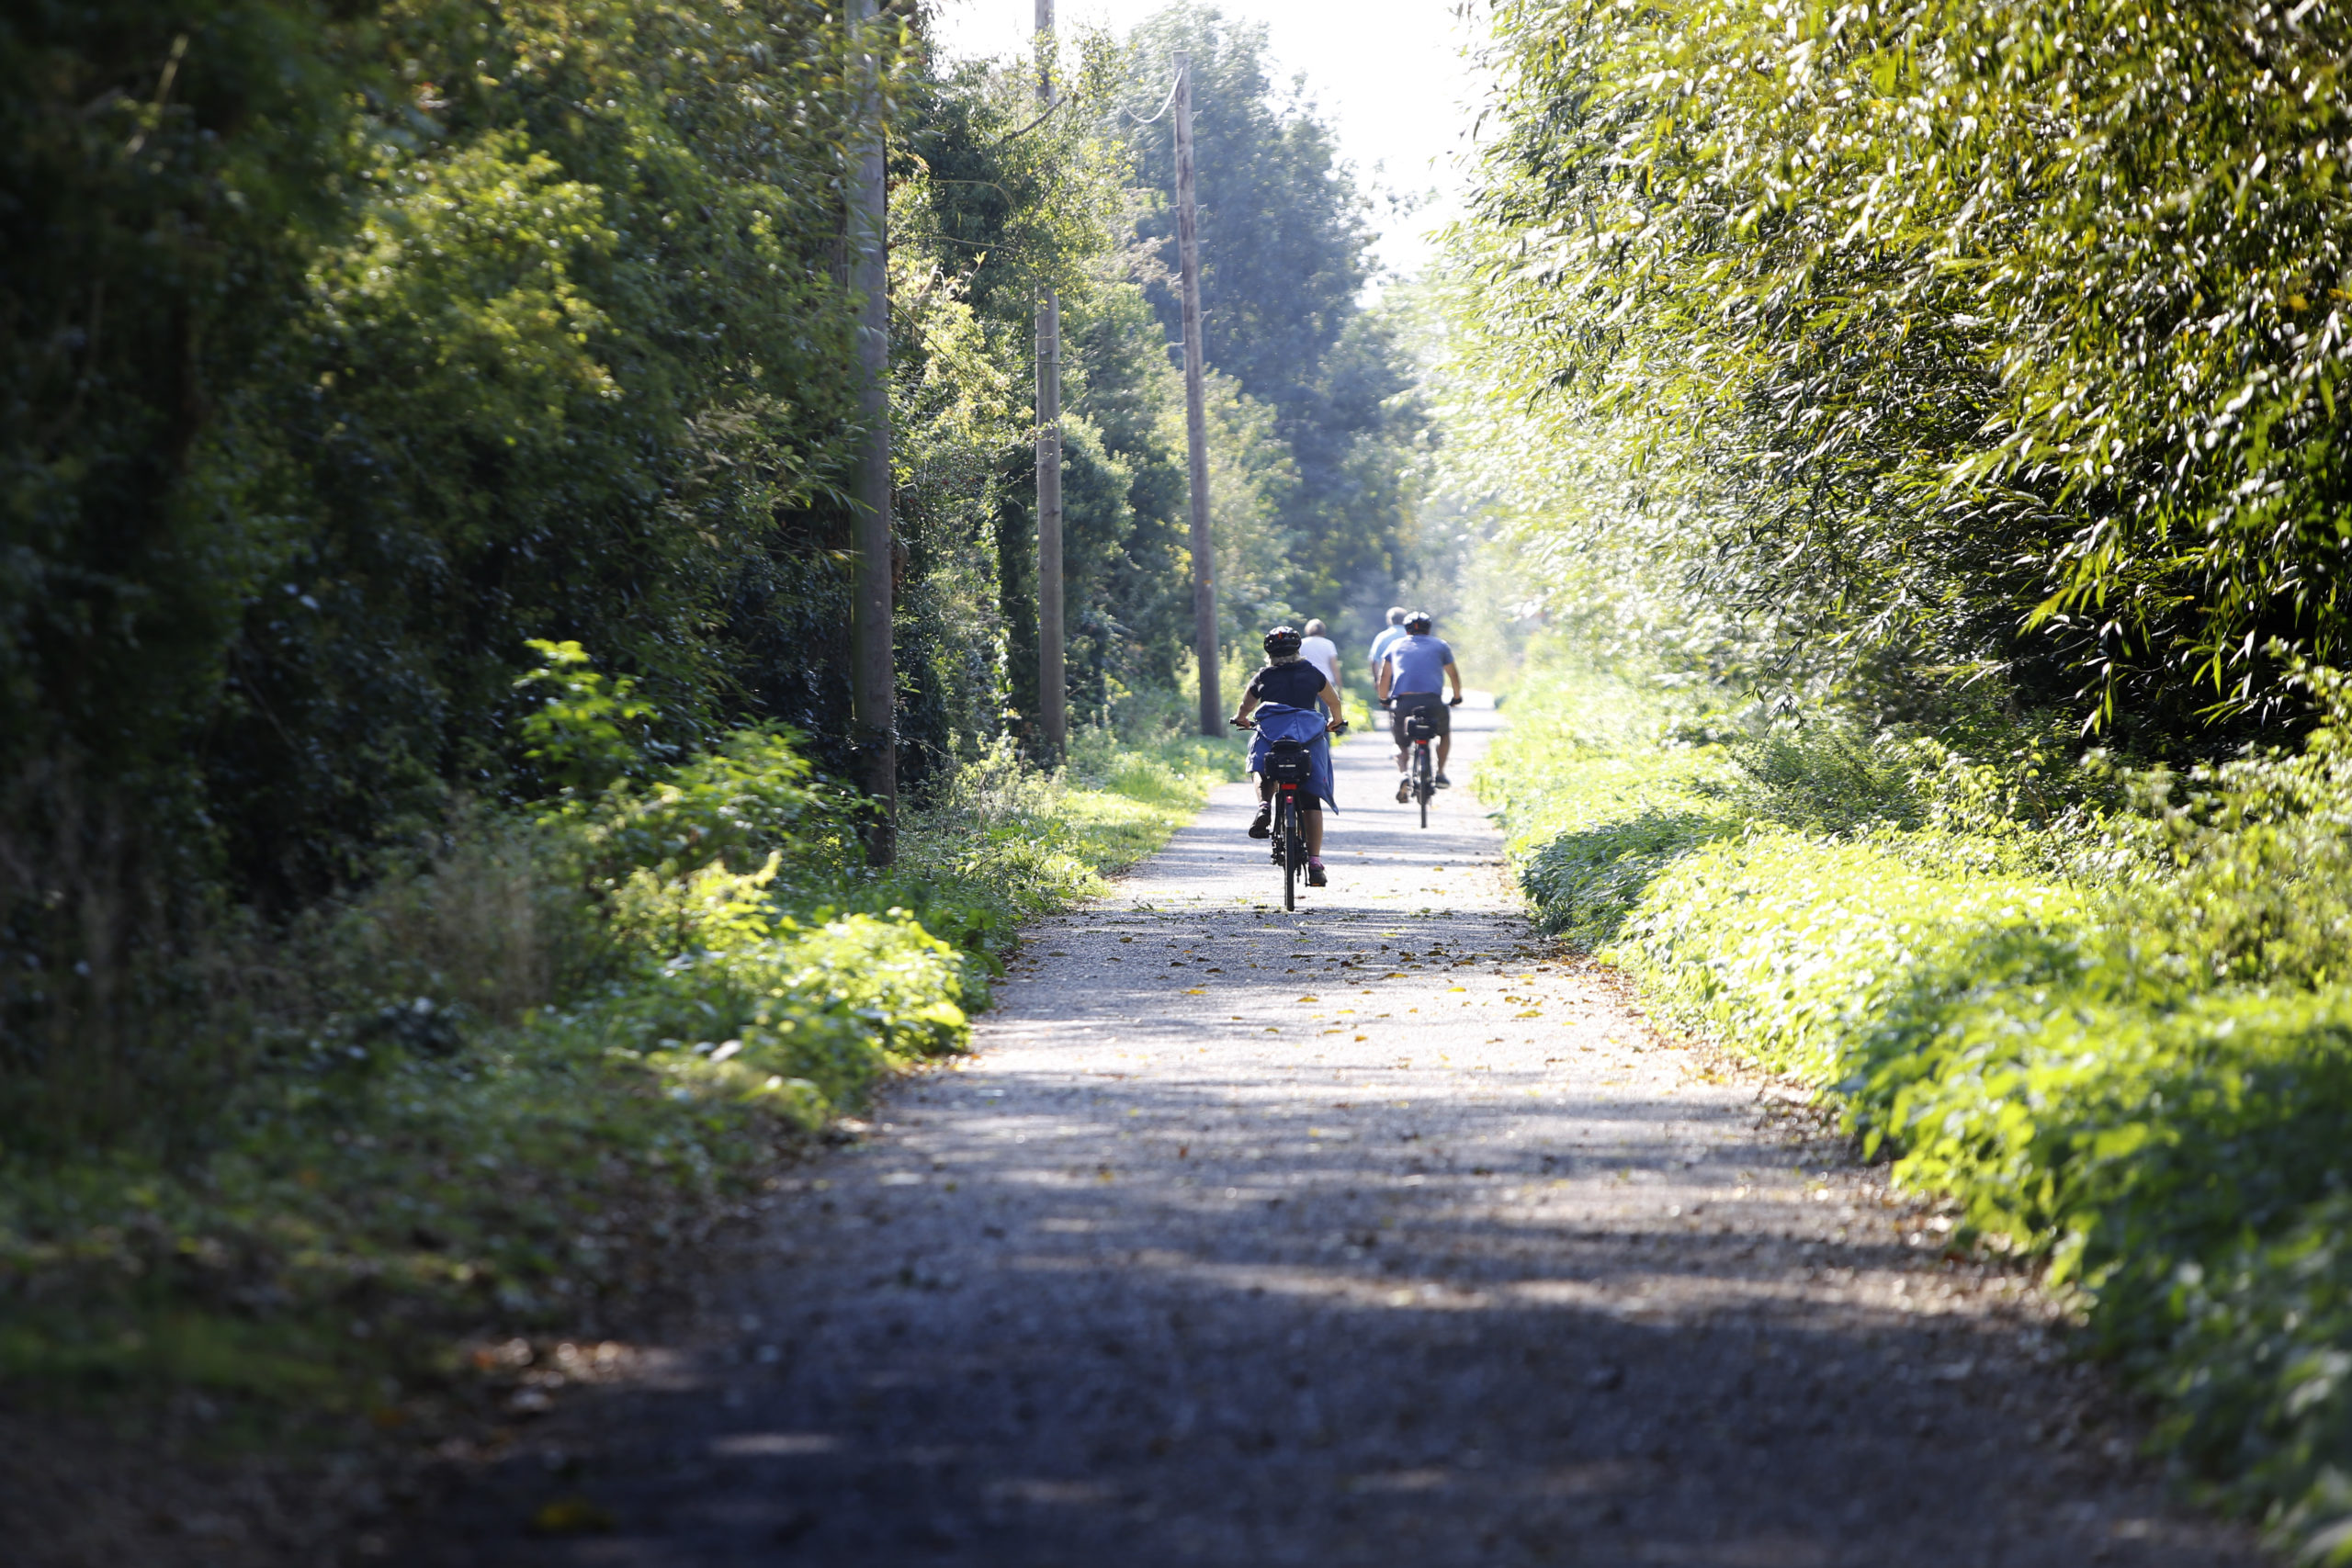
top-left (1374, 611), bottom-right (1464, 798)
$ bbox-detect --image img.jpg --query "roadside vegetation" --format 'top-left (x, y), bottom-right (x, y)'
top-left (0, 705), bottom-right (1238, 1438)
top-left (3, 0), bottom-right (1411, 1466)
top-left (1480, 653), bottom-right (2352, 1558)
top-left (1447, 0), bottom-right (2352, 1549)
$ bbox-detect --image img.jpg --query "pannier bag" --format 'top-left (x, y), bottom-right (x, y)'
top-left (1263, 739), bottom-right (1315, 784)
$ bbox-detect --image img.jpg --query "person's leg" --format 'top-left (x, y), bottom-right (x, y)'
top-left (1249, 776), bottom-right (1273, 836)
top-left (1437, 734), bottom-right (1453, 773)
top-left (1306, 809), bottom-right (1324, 856)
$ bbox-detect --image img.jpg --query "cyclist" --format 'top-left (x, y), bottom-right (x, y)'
top-left (1299, 618), bottom-right (1343, 723)
top-left (1233, 626), bottom-right (1343, 886)
top-left (1374, 610), bottom-right (1464, 800)
top-left (1366, 606), bottom-right (1408, 686)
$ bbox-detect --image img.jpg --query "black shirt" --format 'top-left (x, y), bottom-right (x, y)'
top-left (1245, 660), bottom-right (1328, 709)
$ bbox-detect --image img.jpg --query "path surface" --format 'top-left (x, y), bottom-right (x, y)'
top-left (424, 700), bottom-right (2257, 1566)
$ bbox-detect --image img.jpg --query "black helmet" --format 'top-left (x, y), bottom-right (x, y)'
top-left (1404, 610), bottom-right (1433, 633)
top-left (1262, 625), bottom-right (1303, 659)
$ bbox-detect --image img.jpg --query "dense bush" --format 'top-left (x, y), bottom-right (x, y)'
top-left (1453, 0), bottom-right (2352, 735)
top-left (1482, 653), bottom-right (2352, 1558)
top-left (0, 718), bottom-right (1240, 1412)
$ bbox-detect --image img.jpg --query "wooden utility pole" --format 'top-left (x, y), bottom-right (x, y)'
top-left (849, 0), bottom-right (897, 863)
top-left (1173, 52), bottom-right (1219, 736)
top-left (1034, 0), bottom-right (1066, 760)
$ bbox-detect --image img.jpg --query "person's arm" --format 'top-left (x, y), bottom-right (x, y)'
top-left (1443, 660), bottom-right (1464, 702)
top-left (1375, 657), bottom-right (1394, 703)
top-left (1232, 677), bottom-right (1261, 725)
top-left (1318, 674), bottom-right (1343, 730)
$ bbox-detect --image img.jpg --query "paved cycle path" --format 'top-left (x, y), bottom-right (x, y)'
top-left (425, 698), bottom-right (2256, 1566)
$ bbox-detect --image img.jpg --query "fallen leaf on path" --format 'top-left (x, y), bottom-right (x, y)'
top-left (530, 1498), bottom-right (616, 1535)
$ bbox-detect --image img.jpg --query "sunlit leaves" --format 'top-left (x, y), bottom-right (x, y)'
top-left (1457, 0), bottom-right (2352, 728)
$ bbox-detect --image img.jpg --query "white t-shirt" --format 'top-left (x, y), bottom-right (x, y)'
top-left (1299, 635), bottom-right (1340, 687)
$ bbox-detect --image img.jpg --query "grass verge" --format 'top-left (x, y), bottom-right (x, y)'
top-left (0, 726), bottom-right (1239, 1449)
top-left (1482, 655), bottom-right (2352, 1562)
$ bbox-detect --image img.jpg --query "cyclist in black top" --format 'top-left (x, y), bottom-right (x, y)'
top-left (1232, 626), bottom-right (1343, 885)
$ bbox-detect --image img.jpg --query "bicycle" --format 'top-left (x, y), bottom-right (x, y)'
top-left (1388, 695), bottom-right (1463, 829)
top-left (1403, 706), bottom-right (1438, 828)
top-left (1233, 716), bottom-right (1344, 910)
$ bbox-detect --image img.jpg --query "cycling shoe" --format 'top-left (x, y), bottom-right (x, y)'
top-left (1395, 778), bottom-right (1411, 803)
top-left (1306, 863), bottom-right (1328, 887)
top-left (1247, 806), bottom-right (1272, 839)
top-left (1435, 772), bottom-right (1452, 788)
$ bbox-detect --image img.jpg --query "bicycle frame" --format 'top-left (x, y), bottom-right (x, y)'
top-left (1232, 712), bottom-right (1338, 911)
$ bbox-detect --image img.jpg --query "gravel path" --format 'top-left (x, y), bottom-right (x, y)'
top-left (423, 699), bottom-right (2260, 1566)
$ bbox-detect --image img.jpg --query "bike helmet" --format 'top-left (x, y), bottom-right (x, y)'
top-left (1404, 610), bottom-right (1433, 633)
top-left (1262, 625), bottom-right (1304, 659)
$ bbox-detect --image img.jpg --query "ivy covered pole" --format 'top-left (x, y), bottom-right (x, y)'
top-left (1035, 0), bottom-right (1066, 761)
top-left (850, 0), bottom-right (898, 864)
top-left (1173, 51), bottom-right (1219, 737)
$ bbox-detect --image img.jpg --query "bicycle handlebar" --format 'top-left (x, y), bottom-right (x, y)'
top-left (1233, 716), bottom-right (1350, 734)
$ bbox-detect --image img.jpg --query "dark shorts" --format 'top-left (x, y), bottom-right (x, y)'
top-left (1258, 776), bottom-right (1321, 813)
top-left (1390, 694), bottom-right (1451, 748)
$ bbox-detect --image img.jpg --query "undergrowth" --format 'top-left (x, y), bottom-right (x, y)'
top-left (1482, 655), bottom-right (2352, 1562)
top-left (0, 725), bottom-right (1237, 1439)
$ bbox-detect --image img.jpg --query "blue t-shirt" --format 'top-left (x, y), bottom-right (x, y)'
top-left (1383, 635), bottom-right (1454, 695)
top-left (1368, 625), bottom-right (1408, 673)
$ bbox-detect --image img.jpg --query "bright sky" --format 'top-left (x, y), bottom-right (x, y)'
top-left (926, 0), bottom-right (1489, 280)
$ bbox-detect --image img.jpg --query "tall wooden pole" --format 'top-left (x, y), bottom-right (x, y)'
top-left (1034, 0), bottom-right (1066, 760)
top-left (1173, 52), bottom-right (1219, 736)
top-left (849, 0), bottom-right (897, 863)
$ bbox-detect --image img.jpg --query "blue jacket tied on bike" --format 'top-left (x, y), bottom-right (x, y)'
top-left (1248, 703), bottom-right (1337, 812)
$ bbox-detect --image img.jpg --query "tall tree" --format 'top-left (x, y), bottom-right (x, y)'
top-left (1121, 6), bottom-right (1426, 641)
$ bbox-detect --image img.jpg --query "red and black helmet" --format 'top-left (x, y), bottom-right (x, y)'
top-left (1262, 626), bottom-right (1304, 659)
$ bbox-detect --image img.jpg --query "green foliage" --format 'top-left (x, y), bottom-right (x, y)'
top-left (1455, 0), bottom-right (2352, 733)
top-left (1483, 650), bottom-right (2352, 1554)
top-left (0, 722), bottom-right (1232, 1416)
top-left (515, 640), bottom-right (660, 795)
top-left (1120, 6), bottom-right (1430, 642)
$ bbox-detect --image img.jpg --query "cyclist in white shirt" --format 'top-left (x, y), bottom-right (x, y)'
top-left (1298, 619), bottom-right (1342, 722)
top-left (1366, 606), bottom-right (1408, 685)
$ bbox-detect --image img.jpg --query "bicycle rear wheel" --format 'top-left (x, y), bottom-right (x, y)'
top-left (1280, 799), bottom-right (1298, 910)
top-left (1415, 746), bottom-right (1432, 828)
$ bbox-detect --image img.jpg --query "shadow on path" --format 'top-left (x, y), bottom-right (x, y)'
top-left (413, 703), bottom-right (2257, 1568)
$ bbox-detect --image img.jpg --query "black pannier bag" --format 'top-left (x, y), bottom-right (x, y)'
top-left (1263, 739), bottom-right (1314, 784)
top-left (1403, 707), bottom-right (1440, 742)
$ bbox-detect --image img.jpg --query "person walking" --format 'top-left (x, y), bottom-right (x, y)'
top-left (1299, 619), bottom-right (1342, 723)
top-left (1374, 611), bottom-right (1464, 798)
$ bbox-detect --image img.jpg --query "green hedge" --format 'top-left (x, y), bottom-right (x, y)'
top-left (1482, 660), bottom-right (2352, 1562)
